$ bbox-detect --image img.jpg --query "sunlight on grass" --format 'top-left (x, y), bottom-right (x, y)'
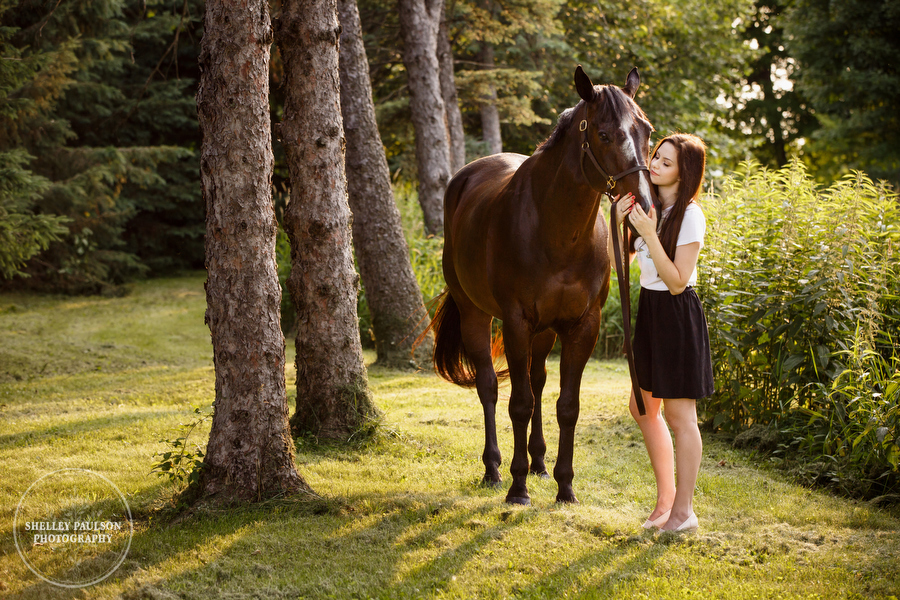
top-left (1, 274), bottom-right (898, 599)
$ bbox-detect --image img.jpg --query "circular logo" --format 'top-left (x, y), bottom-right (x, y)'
top-left (13, 469), bottom-right (134, 588)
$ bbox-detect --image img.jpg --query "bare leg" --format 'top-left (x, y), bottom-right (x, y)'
top-left (659, 398), bottom-right (701, 530)
top-left (629, 388), bottom-right (675, 521)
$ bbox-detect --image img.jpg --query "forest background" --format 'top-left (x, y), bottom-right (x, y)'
top-left (4, 0), bottom-right (898, 293)
top-left (1, 0), bottom-right (899, 497)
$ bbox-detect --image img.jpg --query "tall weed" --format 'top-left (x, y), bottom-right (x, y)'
top-left (697, 161), bottom-right (900, 495)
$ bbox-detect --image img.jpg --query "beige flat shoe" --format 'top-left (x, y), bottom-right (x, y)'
top-left (641, 509), bottom-right (671, 530)
top-left (668, 512), bottom-right (698, 533)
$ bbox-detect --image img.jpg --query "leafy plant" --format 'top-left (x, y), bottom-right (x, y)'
top-left (151, 405), bottom-right (212, 490)
top-left (696, 161), bottom-right (900, 495)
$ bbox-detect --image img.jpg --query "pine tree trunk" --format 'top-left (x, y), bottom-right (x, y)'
top-left (197, 0), bottom-right (307, 501)
top-left (398, 0), bottom-right (451, 236)
top-left (274, 0), bottom-right (379, 440)
top-left (478, 43), bottom-right (502, 155)
top-left (338, 0), bottom-right (434, 369)
top-left (438, 10), bottom-right (466, 174)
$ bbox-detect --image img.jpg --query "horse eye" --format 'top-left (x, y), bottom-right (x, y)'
top-left (599, 132), bottom-right (610, 142)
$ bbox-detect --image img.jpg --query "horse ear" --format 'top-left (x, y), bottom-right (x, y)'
top-left (622, 67), bottom-right (641, 98)
top-left (574, 65), bottom-right (595, 102)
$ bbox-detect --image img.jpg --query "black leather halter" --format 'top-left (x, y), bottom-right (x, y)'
top-left (578, 117), bottom-right (648, 416)
top-left (578, 118), bottom-right (650, 198)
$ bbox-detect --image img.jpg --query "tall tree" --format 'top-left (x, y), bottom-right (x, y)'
top-left (276, 0), bottom-right (379, 439)
top-left (448, 0), bottom-right (560, 157)
top-left (338, 0), bottom-right (434, 369)
top-left (197, 0), bottom-right (307, 500)
top-left (785, 0), bottom-right (900, 185)
top-left (438, 8), bottom-right (466, 173)
top-left (477, 42), bottom-right (502, 155)
top-left (397, 0), bottom-right (451, 235)
top-left (723, 0), bottom-right (816, 168)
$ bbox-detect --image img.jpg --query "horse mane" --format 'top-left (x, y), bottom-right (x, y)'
top-left (537, 105), bottom-right (580, 151)
top-left (537, 85), bottom-right (651, 151)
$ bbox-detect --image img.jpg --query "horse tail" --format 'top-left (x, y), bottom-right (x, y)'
top-left (420, 289), bottom-right (508, 388)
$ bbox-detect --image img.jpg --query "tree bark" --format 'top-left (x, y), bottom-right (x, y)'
top-left (275, 0), bottom-right (379, 440)
top-left (438, 9), bottom-right (466, 174)
top-left (478, 42), bottom-right (502, 155)
top-left (398, 0), bottom-right (451, 236)
top-left (197, 0), bottom-right (307, 501)
top-left (338, 0), bottom-right (434, 369)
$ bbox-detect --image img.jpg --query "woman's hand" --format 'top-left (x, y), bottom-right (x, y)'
top-left (612, 193), bottom-right (632, 226)
top-left (627, 197), bottom-right (657, 240)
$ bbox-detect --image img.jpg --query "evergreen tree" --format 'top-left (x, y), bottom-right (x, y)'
top-left (116, 0), bottom-right (206, 275)
top-left (0, 0), bottom-right (201, 292)
top-left (339, 0), bottom-right (434, 369)
top-left (398, 0), bottom-right (451, 235)
top-left (0, 7), bottom-right (70, 278)
top-left (359, 0), bottom-right (755, 174)
top-left (0, 150), bottom-right (69, 279)
top-left (448, 0), bottom-right (562, 156)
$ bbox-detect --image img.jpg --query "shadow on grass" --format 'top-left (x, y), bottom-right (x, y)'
top-left (0, 409), bottom-right (189, 451)
top-left (7, 437), bottom-right (900, 599)
top-left (8, 482), bottom-right (661, 599)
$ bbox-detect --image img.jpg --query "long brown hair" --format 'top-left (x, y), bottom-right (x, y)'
top-left (649, 133), bottom-right (707, 260)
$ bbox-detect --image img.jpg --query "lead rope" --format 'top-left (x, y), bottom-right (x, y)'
top-left (610, 201), bottom-right (646, 416)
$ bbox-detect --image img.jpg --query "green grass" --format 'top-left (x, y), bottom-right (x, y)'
top-left (1, 273), bottom-right (898, 599)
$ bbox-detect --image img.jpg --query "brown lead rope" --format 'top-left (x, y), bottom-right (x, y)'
top-left (610, 201), bottom-right (646, 416)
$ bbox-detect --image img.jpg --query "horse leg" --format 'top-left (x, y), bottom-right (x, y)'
top-left (457, 305), bottom-right (502, 486)
top-left (528, 329), bottom-right (557, 478)
top-left (554, 312), bottom-right (601, 504)
top-left (503, 314), bottom-right (535, 505)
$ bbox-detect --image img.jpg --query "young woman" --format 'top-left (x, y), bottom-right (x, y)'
top-left (609, 133), bottom-right (714, 532)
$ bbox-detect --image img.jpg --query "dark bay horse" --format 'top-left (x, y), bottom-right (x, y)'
top-left (429, 66), bottom-right (656, 505)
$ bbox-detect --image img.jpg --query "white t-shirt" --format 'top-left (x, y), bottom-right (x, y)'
top-left (635, 201), bottom-right (706, 292)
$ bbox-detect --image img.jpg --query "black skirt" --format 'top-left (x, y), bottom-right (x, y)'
top-left (632, 287), bottom-right (714, 399)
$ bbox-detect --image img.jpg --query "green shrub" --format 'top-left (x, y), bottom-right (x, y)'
top-left (696, 161), bottom-right (900, 495)
top-left (786, 330), bottom-right (900, 496)
top-left (594, 257), bottom-right (641, 361)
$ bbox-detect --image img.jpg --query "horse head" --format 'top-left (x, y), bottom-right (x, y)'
top-left (573, 65), bottom-right (656, 222)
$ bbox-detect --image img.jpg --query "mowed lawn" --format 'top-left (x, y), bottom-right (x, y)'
top-left (1, 273), bottom-right (898, 599)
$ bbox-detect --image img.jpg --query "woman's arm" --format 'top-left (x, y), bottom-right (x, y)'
top-left (627, 202), bottom-right (700, 295)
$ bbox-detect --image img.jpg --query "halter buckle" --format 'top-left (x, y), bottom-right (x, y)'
top-left (579, 120), bottom-right (588, 132)
top-left (607, 176), bottom-right (616, 190)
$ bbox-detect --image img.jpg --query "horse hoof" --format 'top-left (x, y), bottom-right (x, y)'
top-left (530, 470), bottom-right (551, 480)
top-left (481, 477), bottom-right (503, 489)
top-left (555, 495), bottom-right (579, 504)
top-left (505, 496), bottom-right (531, 506)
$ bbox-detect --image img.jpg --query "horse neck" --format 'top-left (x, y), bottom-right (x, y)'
top-left (529, 142), bottom-right (604, 248)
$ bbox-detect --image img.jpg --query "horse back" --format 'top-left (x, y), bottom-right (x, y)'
top-left (444, 153), bottom-right (527, 227)
top-left (443, 153), bottom-right (529, 318)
